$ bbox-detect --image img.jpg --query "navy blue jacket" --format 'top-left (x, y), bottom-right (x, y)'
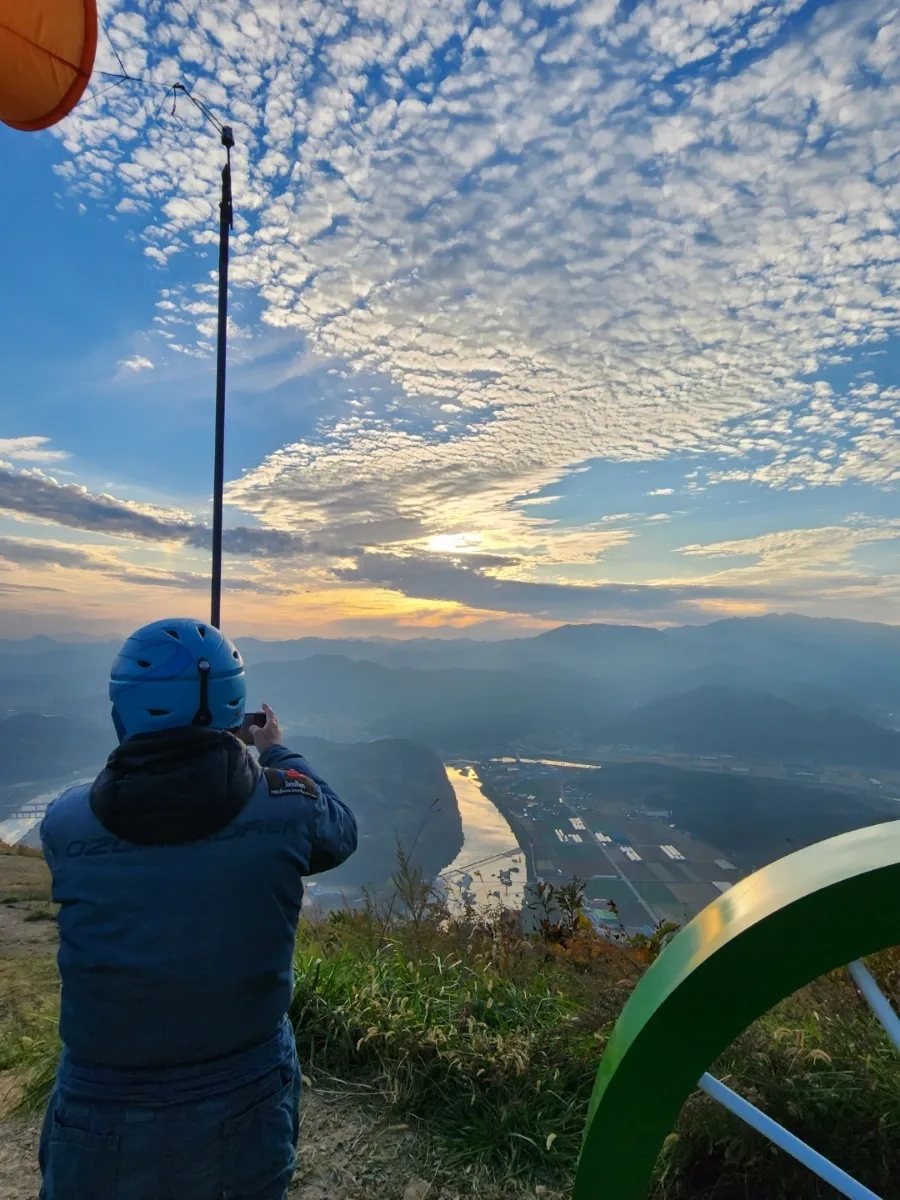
top-left (40, 730), bottom-right (356, 1098)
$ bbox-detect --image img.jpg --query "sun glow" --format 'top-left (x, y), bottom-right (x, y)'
top-left (426, 533), bottom-right (483, 555)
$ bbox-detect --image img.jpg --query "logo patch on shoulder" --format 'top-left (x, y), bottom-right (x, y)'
top-left (264, 767), bottom-right (319, 799)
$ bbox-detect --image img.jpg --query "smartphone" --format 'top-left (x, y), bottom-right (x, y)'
top-left (240, 711), bottom-right (266, 734)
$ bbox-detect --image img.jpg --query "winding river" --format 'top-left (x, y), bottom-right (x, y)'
top-left (1, 765), bottom-right (531, 919)
top-left (439, 766), bottom-right (526, 911)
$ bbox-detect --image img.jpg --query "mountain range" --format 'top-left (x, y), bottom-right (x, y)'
top-left (234, 614), bottom-right (900, 715)
top-left (0, 614), bottom-right (897, 767)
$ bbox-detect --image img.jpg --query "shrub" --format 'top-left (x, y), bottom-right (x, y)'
top-left (291, 852), bottom-right (900, 1197)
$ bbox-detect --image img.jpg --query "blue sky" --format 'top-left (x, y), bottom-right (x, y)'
top-left (0, 0), bottom-right (898, 639)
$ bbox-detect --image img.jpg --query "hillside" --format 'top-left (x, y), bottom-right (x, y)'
top-left (1, 847), bottom-right (898, 1200)
top-left (250, 654), bottom-right (614, 750)
top-left (0, 615), bottom-right (898, 770)
top-left (0, 715), bottom-right (114, 785)
top-left (605, 686), bottom-right (900, 767)
top-left (574, 762), bottom-right (900, 868)
top-left (0, 726), bottom-right (462, 901)
top-left (294, 737), bottom-right (463, 898)
top-left (236, 614), bottom-right (900, 734)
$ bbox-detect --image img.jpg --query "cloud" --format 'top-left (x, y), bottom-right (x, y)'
top-left (336, 550), bottom-right (770, 621)
top-left (38, 1), bottom-right (900, 623)
top-left (671, 520), bottom-right (900, 624)
top-left (186, 525), bottom-right (328, 558)
top-left (118, 568), bottom-right (291, 594)
top-left (678, 521), bottom-right (900, 573)
top-left (0, 533), bottom-right (291, 596)
top-left (0, 536), bottom-right (112, 571)
top-left (60, 3), bottom-right (900, 554)
top-left (705, 382), bottom-right (900, 491)
top-left (0, 466), bottom-right (196, 541)
top-left (0, 465), bottom-right (328, 560)
top-left (0, 438), bottom-right (68, 465)
top-left (119, 355), bottom-right (155, 372)
top-left (0, 581), bottom-right (66, 595)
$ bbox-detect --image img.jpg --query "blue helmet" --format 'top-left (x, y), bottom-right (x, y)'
top-left (110, 618), bottom-right (246, 740)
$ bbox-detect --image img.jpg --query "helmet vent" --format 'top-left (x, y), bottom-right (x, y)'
top-left (232, 651), bottom-right (239, 660)
top-left (137, 660), bottom-right (151, 669)
top-left (198, 625), bottom-right (207, 638)
top-left (227, 698), bottom-right (241, 707)
top-left (165, 628), bottom-right (180, 639)
top-left (147, 708), bottom-right (169, 717)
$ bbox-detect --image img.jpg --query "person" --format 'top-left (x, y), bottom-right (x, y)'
top-left (37, 617), bottom-right (358, 1200)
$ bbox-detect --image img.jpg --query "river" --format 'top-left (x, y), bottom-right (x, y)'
top-left (491, 756), bottom-right (603, 770)
top-left (0, 776), bottom-right (94, 847)
top-left (439, 766), bottom-right (526, 911)
top-left (0, 765), bottom-right (531, 919)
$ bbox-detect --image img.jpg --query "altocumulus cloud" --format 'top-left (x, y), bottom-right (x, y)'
top-left (43, 1), bottom-right (900, 614)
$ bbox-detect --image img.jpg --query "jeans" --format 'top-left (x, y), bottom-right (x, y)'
top-left (38, 1057), bottom-right (302, 1200)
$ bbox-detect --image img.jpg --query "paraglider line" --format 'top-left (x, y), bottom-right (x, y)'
top-left (98, 12), bottom-right (128, 80)
top-left (76, 75), bottom-right (131, 111)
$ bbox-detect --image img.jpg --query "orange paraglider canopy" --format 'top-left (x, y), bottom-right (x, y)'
top-left (0, 0), bottom-right (97, 131)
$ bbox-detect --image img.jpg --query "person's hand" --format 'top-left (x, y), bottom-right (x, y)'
top-left (251, 703), bottom-right (282, 754)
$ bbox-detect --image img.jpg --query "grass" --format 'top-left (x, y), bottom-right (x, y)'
top-left (291, 921), bottom-right (604, 1185)
top-left (0, 954), bottom-right (60, 1114)
top-left (21, 903), bottom-right (59, 924)
top-left (656, 962), bottom-right (900, 1197)
top-left (0, 842), bottom-right (51, 904)
top-left (2, 847), bottom-right (899, 1198)
top-left (292, 855), bottom-right (900, 1198)
top-left (0, 843), bottom-right (44, 860)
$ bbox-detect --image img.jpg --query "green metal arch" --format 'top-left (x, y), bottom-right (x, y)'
top-left (574, 819), bottom-right (900, 1199)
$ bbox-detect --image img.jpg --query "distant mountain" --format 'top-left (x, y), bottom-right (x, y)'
top-left (0, 635), bottom-right (62, 657)
top-left (604, 686), bottom-right (900, 767)
top-left (0, 640), bottom-right (117, 726)
top-left (669, 614), bottom-right (900, 714)
top-left (239, 615), bottom-right (900, 720)
top-left (1, 615), bottom-right (899, 761)
top-left (236, 636), bottom-right (399, 667)
top-left (249, 654), bottom-right (615, 753)
top-left (0, 714), bottom-right (114, 784)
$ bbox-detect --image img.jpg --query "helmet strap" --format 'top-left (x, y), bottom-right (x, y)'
top-left (112, 705), bottom-right (127, 744)
top-left (192, 659), bottom-right (213, 727)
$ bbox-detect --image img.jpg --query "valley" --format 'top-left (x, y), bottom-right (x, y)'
top-left (2, 614), bottom-right (900, 936)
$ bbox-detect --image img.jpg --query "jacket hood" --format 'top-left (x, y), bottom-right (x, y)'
top-left (89, 727), bottom-right (260, 846)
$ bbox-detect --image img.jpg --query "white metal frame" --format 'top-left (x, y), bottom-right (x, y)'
top-left (698, 959), bottom-right (898, 1200)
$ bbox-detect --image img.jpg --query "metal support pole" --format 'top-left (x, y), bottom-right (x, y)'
top-left (210, 125), bottom-right (234, 630)
top-left (698, 1073), bottom-right (881, 1200)
top-left (848, 959), bottom-right (900, 1054)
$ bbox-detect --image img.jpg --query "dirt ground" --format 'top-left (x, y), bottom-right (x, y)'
top-left (0, 1093), bottom-right (554, 1200)
top-left (0, 852), bottom-right (558, 1200)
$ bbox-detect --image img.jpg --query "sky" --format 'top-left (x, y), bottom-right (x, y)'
top-left (0, 0), bottom-right (898, 640)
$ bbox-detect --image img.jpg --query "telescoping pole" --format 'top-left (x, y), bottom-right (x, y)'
top-left (210, 125), bottom-right (234, 629)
